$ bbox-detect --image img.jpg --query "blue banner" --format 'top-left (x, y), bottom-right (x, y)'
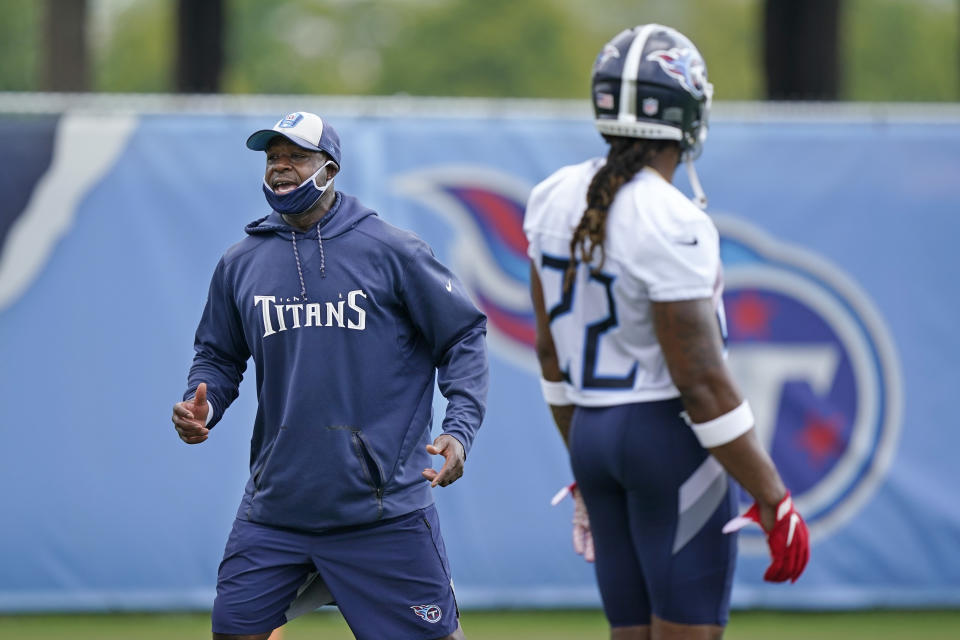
top-left (1, 104), bottom-right (958, 611)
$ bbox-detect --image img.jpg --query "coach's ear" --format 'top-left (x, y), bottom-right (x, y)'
top-left (325, 157), bottom-right (340, 180)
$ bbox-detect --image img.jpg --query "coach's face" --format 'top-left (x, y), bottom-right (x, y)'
top-left (264, 136), bottom-right (330, 194)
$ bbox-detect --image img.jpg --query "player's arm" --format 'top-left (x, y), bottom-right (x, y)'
top-left (654, 297), bottom-right (811, 582)
top-left (529, 263), bottom-right (574, 443)
top-left (652, 297), bottom-right (785, 528)
top-left (530, 263), bottom-right (594, 562)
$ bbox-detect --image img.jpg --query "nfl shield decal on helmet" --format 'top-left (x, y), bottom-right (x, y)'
top-left (642, 97), bottom-right (659, 117)
top-left (716, 216), bottom-right (903, 549)
top-left (411, 604), bottom-right (443, 623)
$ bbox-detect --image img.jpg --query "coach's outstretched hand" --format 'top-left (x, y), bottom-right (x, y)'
top-left (723, 491), bottom-right (810, 583)
top-left (172, 382), bottom-right (210, 445)
top-left (422, 434), bottom-right (465, 487)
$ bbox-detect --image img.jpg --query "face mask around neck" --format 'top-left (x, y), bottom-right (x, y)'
top-left (262, 161), bottom-right (335, 216)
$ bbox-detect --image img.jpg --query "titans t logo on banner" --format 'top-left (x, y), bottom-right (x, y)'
top-left (396, 167), bottom-right (903, 550)
top-left (716, 216), bottom-right (903, 549)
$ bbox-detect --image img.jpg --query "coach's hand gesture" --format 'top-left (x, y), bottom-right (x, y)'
top-left (172, 382), bottom-right (210, 444)
top-left (422, 434), bottom-right (465, 487)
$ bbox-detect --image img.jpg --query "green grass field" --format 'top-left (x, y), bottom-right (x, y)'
top-left (1, 609), bottom-right (958, 639)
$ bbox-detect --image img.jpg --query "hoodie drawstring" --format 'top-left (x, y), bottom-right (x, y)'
top-left (317, 222), bottom-right (326, 278)
top-left (291, 222), bottom-right (326, 301)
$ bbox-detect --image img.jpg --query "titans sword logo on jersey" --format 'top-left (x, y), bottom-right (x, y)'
top-left (716, 215), bottom-right (903, 548)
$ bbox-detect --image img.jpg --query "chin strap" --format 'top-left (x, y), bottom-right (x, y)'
top-left (686, 160), bottom-right (708, 210)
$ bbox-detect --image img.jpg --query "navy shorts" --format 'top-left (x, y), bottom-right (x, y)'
top-left (212, 505), bottom-right (459, 639)
top-left (569, 397), bottom-right (738, 627)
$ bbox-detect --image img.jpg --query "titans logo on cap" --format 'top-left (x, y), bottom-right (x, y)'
top-left (716, 216), bottom-right (903, 549)
top-left (279, 113), bottom-right (304, 128)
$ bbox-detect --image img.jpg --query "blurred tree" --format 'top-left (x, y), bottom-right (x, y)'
top-left (224, 0), bottom-right (596, 97)
top-left (374, 0), bottom-right (595, 97)
top-left (224, 0), bottom-right (344, 94)
top-left (93, 0), bottom-right (173, 92)
top-left (764, 0), bottom-right (841, 100)
top-left (42, 0), bottom-right (90, 91)
top-left (844, 0), bottom-right (959, 101)
top-left (176, 0), bottom-right (224, 93)
top-left (0, 0), bottom-right (40, 91)
top-left (0, 0), bottom-right (953, 101)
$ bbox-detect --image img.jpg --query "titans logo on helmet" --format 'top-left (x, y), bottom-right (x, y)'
top-left (595, 43), bottom-right (621, 69)
top-left (716, 216), bottom-right (903, 549)
top-left (646, 47), bottom-right (708, 99)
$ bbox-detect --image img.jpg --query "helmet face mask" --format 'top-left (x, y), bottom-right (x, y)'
top-left (591, 24), bottom-right (713, 161)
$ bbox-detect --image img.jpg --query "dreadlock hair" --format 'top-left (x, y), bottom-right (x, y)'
top-left (565, 136), bottom-right (676, 291)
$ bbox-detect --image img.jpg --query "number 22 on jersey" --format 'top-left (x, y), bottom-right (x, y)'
top-left (540, 254), bottom-right (638, 390)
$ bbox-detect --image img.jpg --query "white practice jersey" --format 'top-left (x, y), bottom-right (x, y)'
top-left (524, 159), bottom-right (724, 407)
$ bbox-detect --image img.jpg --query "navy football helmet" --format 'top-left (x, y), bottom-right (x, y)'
top-left (591, 24), bottom-right (713, 162)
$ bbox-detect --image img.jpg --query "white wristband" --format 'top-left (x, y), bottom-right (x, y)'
top-left (540, 378), bottom-right (572, 406)
top-left (681, 400), bottom-right (754, 448)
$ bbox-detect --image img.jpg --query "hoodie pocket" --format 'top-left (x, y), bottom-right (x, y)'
top-left (253, 426), bottom-right (286, 491)
top-left (331, 426), bottom-right (385, 519)
top-left (248, 423), bottom-right (389, 527)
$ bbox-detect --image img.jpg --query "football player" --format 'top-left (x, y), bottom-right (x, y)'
top-left (525, 24), bottom-right (809, 639)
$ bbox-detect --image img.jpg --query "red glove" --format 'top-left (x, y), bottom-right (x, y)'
top-left (551, 482), bottom-right (595, 563)
top-left (723, 491), bottom-right (810, 583)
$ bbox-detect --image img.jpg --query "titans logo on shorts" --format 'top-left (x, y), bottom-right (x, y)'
top-left (411, 604), bottom-right (443, 623)
top-left (717, 216), bottom-right (903, 549)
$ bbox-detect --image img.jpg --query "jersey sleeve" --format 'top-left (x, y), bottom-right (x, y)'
top-left (523, 175), bottom-right (553, 261)
top-left (629, 215), bottom-right (720, 302)
top-left (523, 161), bottom-right (598, 262)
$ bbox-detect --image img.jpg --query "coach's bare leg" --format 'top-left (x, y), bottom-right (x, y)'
top-left (433, 621), bottom-right (467, 639)
top-left (651, 615), bottom-right (723, 640)
top-left (213, 633), bottom-right (271, 640)
top-left (611, 624), bottom-right (651, 640)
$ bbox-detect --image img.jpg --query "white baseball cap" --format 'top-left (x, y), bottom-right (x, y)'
top-left (246, 112), bottom-right (342, 166)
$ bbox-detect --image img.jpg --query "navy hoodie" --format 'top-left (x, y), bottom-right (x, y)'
top-left (184, 192), bottom-right (488, 532)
